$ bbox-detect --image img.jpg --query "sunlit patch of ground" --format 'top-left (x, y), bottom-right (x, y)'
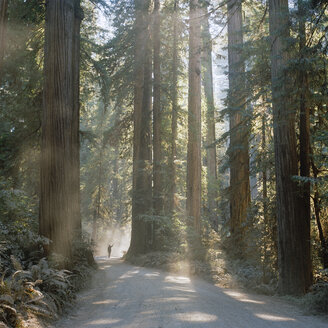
top-left (85, 318), bottom-right (121, 325)
top-left (119, 269), bottom-right (140, 279)
top-left (92, 299), bottom-right (117, 305)
top-left (144, 272), bottom-right (160, 278)
top-left (54, 259), bottom-right (328, 328)
top-left (164, 286), bottom-right (196, 293)
top-left (164, 275), bottom-right (191, 284)
top-left (125, 248), bottom-right (236, 290)
top-left (223, 290), bottom-right (266, 304)
top-left (174, 311), bottom-right (218, 323)
top-left (254, 313), bottom-right (296, 321)
top-left (154, 296), bottom-right (191, 303)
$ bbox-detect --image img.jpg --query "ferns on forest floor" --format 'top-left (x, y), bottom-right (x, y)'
top-left (0, 244), bottom-right (96, 328)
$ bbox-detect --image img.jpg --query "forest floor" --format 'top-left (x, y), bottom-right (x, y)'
top-left (49, 257), bottom-right (328, 328)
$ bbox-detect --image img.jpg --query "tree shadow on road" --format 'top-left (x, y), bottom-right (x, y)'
top-left (55, 258), bottom-right (327, 328)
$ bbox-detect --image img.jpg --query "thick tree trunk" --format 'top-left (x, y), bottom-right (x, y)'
top-left (269, 0), bottom-right (310, 294)
top-left (0, 0), bottom-right (8, 77)
top-left (227, 0), bottom-right (250, 241)
top-left (187, 0), bottom-right (202, 234)
top-left (153, 0), bottom-right (163, 225)
top-left (168, 0), bottom-right (179, 215)
top-left (201, 5), bottom-right (218, 231)
top-left (40, 0), bottom-right (82, 259)
top-left (298, 0), bottom-right (312, 289)
top-left (128, 0), bottom-right (153, 256)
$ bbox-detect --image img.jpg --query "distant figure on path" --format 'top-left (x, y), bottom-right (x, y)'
top-left (107, 244), bottom-right (113, 258)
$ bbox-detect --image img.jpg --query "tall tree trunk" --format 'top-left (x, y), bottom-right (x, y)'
top-left (311, 153), bottom-right (328, 268)
top-left (227, 0), bottom-right (250, 242)
top-left (298, 0), bottom-right (312, 289)
top-left (269, 0), bottom-right (310, 294)
top-left (91, 207), bottom-right (98, 246)
top-left (91, 139), bottom-right (104, 246)
top-left (169, 0), bottom-right (179, 214)
top-left (128, 0), bottom-right (153, 256)
top-left (201, 5), bottom-right (218, 231)
top-left (0, 0), bottom-right (8, 78)
top-left (261, 114), bottom-right (268, 228)
top-left (73, 0), bottom-right (82, 235)
top-left (40, 0), bottom-right (82, 259)
top-left (187, 0), bottom-right (202, 234)
top-left (261, 112), bottom-right (269, 280)
top-left (91, 173), bottom-right (102, 245)
top-left (152, 0), bottom-right (163, 240)
top-left (112, 148), bottom-right (121, 221)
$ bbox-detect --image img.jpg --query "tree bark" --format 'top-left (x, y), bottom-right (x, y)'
top-left (298, 0), bottom-right (312, 290)
top-left (201, 5), bottom-right (218, 231)
top-left (311, 154), bottom-right (328, 268)
top-left (261, 113), bottom-right (268, 271)
top-left (40, 0), bottom-right (82, 259)
top-left (91, 142), bottom-right (104, 246)
top-left (269, 0), bottom-right (310, 294)
top-left (128, 0), bottom-right (153, 256)
top-left (153, 0), bottom-right (163, 225)
top-left (73, 0), bottom-right (82, 235)
top-left (0, 0), bottom-right (8, 77)
top-left (187, 0), bottom-right (202, 234)
top-left (261, 114), bottom-right (268, 228)
top-left (227, 0), bottom-right (250, 241)
top-left (168, 0), bottom-right (179, 215)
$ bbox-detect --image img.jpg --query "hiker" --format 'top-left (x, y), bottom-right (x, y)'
top-left (107, 244), bottom-right (113, 258)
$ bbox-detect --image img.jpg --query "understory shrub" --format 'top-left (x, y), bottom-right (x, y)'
top-left (0, 231), bottom-right (96, 328)
top-left (303, 270), bottom-right (328, 314)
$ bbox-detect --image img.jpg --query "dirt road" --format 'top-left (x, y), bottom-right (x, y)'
top-left (54, 258), bottom-right (327, 328)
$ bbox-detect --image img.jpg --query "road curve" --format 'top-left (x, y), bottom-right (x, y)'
top-left (54, 258), bottom-right (328, 328)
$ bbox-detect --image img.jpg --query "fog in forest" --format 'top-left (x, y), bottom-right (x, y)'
top-left (1, 1), bottom-right (328, 326)
top-left (95, 226), bottom-right (131, 258)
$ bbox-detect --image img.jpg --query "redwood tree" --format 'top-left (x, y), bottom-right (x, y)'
top-left (269, 0), bottom-right (311, 294)
top-left (298, 0), bottom-right (312, 289)
top-left (227, 0), bottom-right (250, 242)
top-left (40, 0), bottom-right (82, 258)
top-left (168, 0), bottom-right (179, 215)
top-left (153, 0), bottom-right (163, 221)
top-left (128, 0), bottom-right (153, 255)
top-left (187, 0), bottom-right (202, 233)
top-left (201, 4), bottom-right (218, 231)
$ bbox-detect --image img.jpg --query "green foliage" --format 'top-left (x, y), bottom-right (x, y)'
top-left (303, 275), bottom-right (328, 314)
top-left (0, 239), bottom-right (96, 327)
top-left (0, 0), bottom-right (327, 319)
top-left (0, 0), bottom-right (43, 189)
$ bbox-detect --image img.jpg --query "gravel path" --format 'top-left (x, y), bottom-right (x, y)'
top-left (54, 258), bottom-right (328, 328)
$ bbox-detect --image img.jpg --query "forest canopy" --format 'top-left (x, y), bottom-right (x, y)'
top-left (0, 0), bottom-right (328, 324)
